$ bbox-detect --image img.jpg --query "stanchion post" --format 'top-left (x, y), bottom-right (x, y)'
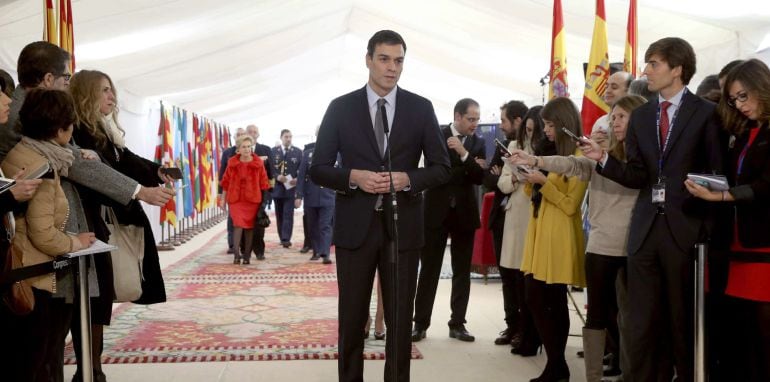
top-left (695, 243), bottom-right (706, 382)
top-left (77, 257), bottom-right (93, 382)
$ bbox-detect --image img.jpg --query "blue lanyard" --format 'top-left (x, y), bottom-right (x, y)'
top-left (737, 126), bottom-right (760, 176)
top-left (655, 88), bottom-right (687, 174)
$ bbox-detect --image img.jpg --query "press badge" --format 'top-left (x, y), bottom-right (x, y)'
top-left (652, 180), bottom-right (665, 204)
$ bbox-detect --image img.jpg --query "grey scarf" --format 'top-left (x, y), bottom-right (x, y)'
top-left (20, 136), bottom-right (74, 177)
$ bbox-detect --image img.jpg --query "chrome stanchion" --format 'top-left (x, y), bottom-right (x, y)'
top-left (77, 257), bottom-right (93, 382)
top-left (695, 243), bottom-right (707, 382)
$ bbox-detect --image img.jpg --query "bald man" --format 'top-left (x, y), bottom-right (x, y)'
top-left (592, 71), bottom-right (633, 133)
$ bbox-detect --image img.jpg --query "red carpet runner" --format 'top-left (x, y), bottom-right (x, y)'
top-left (64, 214), bottom-right (422, 364)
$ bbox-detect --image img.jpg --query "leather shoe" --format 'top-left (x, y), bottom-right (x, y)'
top-left (411, 328), bottom-right (426, 342)
top-left (300, 246), bottom-right (312, 253)
top-left (256, 254), bottom-right (265, 261)
top-left (226, 247), bottom-right (234, 254)
top-left (310, 254), bottom-right (321, 261)
top-left (281, 242), bottom-right (291, 248)
top-left (449, 326), bottom-right (475, 342)
top-left (494, 328), bottom-right (514, 345)
top-left (322, 257), bottom-right (332, 265)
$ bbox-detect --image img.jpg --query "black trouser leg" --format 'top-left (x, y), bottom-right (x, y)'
top-left (412, 226), bottom-right (448, 330)
top-left (226, 214), bottom-right (234, 249)
top-left (303, 213), bottom-right (312, 249)
top-left (515, 269), bottom-right (540, 348)
top-left (448, 227), bottom-right (474, 327)
top-left (498, 265), bottom-right (519, 331)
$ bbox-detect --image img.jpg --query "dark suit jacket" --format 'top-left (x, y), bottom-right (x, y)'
top-left (218, 146), bottom-right (236, 193)
top-left (597, 90), bottom-right (723, 253)
top-left (424, 126), bottom-right (485, 230)
top-left (310, 86), bottom-right (451, 250)
top-left (483, 139), bottom-right (509, 229)
top-left (297, 142), bottom-right (335, 208)
top-left (727, 123), bottom-right (770, 249)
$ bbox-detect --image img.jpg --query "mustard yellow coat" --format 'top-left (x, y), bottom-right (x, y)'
top-left (520, 167), bottom-right (588, 286)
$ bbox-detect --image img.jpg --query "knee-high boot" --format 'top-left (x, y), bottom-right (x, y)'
top-left (582, 327), bottom-right (606, 382)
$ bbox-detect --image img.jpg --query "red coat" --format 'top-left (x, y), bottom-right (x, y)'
top-left (220, 154), bottom-right (269, 204)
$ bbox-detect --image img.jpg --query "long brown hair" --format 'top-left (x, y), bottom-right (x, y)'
top-left (718, 59), bottom-right (770, 135)
top-left (541, 97), bottom-right (582, 157)
top-left (608, 95), bottom-right (648, 161)
top-left (70, 69), bottom-right (123, 149)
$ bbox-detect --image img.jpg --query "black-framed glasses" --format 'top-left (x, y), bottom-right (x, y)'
top-left (57, 73), bottom-right (72, 81)
top-left (727, 91), bottom-right (749, 108)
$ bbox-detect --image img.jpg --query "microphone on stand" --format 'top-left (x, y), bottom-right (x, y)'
top-left (380, 103), bottom-right (400, 382)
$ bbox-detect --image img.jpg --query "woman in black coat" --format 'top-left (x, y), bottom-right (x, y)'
top-left (69, 69), bottom-right (171, 381)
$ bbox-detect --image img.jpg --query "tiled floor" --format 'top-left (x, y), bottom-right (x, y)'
top-left (64, 218), bottom-right (589, 382)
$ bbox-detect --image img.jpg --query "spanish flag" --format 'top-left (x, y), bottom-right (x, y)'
top-left (580, 0), bottom-right (610, 134)
top-left (58, 0), bottom-right (75, 72)
top-left (624, 0), bottom-right (638, 77)
top-left (43, 0), bottom-right (57, 45)
top-left (549, 0), bottom-right (569, 99)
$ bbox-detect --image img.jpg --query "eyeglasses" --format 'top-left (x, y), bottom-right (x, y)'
top-left (57, 73), bottom-right (72, 81)
top-left (727, 91), bottom-right (749, 108)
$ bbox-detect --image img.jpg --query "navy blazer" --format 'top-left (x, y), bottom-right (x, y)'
top-left (424, 125), bottom-right (486, 230)
top-left (296, 142), bottom-right (335, 208)
top-left (271, 144), bottom-right (303, 198)
top-left (310, 86), bottom-right (451, 250)
top-left (598, 90), bottom-right (723, 253)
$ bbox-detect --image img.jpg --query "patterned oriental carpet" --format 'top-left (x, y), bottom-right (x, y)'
top-left (64, 218), bottom-right (422, 364)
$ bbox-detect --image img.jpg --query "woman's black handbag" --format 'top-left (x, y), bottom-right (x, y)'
top-left (256, 210), bottom-right (270, 228)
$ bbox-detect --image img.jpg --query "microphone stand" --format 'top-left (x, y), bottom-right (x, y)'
top-left (381, 107), bottom-right (400, 382)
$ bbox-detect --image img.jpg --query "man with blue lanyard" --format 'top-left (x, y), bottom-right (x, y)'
top-left (581, 37), bottom-right (723, 382)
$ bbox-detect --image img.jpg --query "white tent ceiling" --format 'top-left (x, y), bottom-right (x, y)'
top-left (1, 0), bottom-right (769, 146)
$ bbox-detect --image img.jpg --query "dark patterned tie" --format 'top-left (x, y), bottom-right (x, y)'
top-left (375, 98), bottom-right (387, 156)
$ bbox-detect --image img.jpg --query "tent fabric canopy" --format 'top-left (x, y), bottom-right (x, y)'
top-left (1, 0), bottom-right (769, 144)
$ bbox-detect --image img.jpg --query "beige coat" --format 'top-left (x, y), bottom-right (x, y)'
top-left (1, 144), bottom-right (85, 292)
top-left (497, 141), bottom-right (533, 269)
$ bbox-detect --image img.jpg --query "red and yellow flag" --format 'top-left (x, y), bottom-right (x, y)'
top-left (154, 103), bottom-right (177, 227)
top-left (42, 0), bottom-right (75, 72)
top-left (549, 0), bottom-right (569, 99)
top-left (624, 0), bottom-right (638, 77)
top-left (58, 0), bottom-right (75, 72)
top-left (43, 0), bottom-right (57, 45)
top-left (580, 0), bottom-right (611, 134)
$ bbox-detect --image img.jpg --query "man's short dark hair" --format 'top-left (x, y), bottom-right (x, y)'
top-left (280, 129), bottom-right (291, 137)
top-left (696, 74), bottom-right (720, 98)
top-left (17, 41), bottom-right (70, 88)
top-left (644, 37), bottom-right (696, 85)
top-left (500, 100), bottom-right (528, 122)
top-left (453, 98), bottom-right (479, 116)
top-left (19, 89), bottom-right (76, 140)
top-left (367, 30), bottom-right (407, 57)
top-left (719, 59), bottom-right (744, 80)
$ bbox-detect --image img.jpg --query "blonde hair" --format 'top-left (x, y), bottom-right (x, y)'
top-left (70, 70), bottom-right (123, 149)
top-left (236, 135), bottom-right (254, 147)
top-left (608, 95), bottom-right (647, 161)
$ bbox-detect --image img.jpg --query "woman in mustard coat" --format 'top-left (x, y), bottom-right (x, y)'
top-left (516, 97), bottom-right (588, 382)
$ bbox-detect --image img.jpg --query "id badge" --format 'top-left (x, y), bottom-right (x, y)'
top-left (652, 182), bottom-right (666, 204)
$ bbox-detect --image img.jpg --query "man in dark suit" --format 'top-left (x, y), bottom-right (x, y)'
top-left (581, 37), bottom-right (723, 382)
top-left (310, 30), bottom-right (450, 382)
top-left (270, 129), bottom-right (303, 248)
top-left (295, 139), bottom-right (334, 264)
top-left (246, 124), bottom-right (274, 260)
top-left (412, 98), bottom-right (486, 343)
top-left (218, 127), bottom-right (246, 254)
top-left (484, 100), bottom-right (527, 345)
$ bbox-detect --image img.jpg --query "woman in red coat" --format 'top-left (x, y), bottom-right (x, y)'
top-left (220, 135), bottom-right (270, 265)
